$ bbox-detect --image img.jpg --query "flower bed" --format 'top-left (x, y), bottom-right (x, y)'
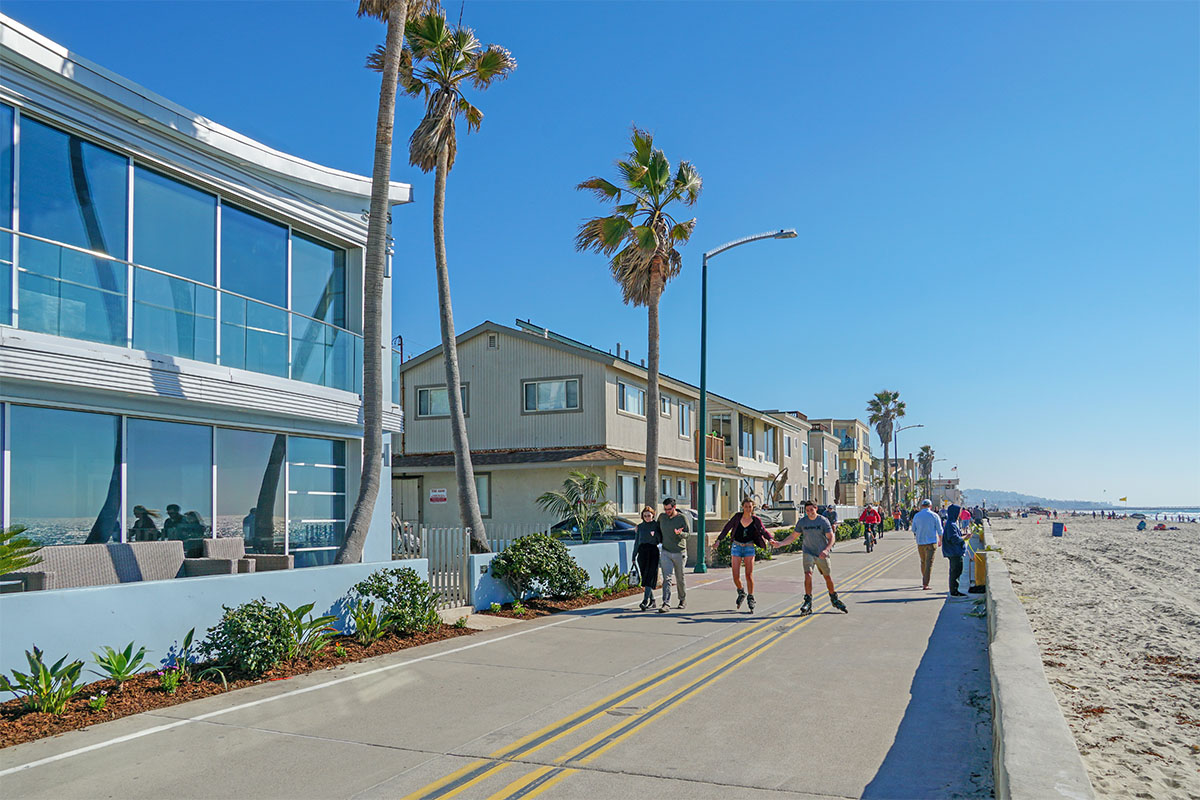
top-left (482, 586), bottom-right (642, 619)
top-left (0, 624), bottom-right (473, 749)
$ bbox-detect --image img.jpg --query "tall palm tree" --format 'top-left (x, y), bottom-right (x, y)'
top-left (918, 444), bottom-right (935, 503)
top-left (338, 0), bottom-right (419, 565)
top-left (576, 127), bottom-right (701, 509)
top-left (866, 390), bottom-right (906, 515)
top-left (391, 10), bottom-right (515, 553)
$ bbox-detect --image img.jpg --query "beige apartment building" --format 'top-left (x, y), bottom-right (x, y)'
top-left (810, 418), bottom-right (872, 506)
top-left (806, 425), bottom-right (840, 506)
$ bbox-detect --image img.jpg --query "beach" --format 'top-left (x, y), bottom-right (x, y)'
top-left (990, 515), bottom-right (1200, 799)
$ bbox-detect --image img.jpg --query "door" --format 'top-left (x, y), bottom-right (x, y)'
top-left (395, 477), bottom-right (422, 524)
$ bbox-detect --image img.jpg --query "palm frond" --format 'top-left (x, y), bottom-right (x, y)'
top-left (471, 45), bottom-right (517, 88)
top-left (457, 97), bottom-right (483, 133)
top-left (630, 125), bottom-right (654, 165)
top-left (615, 158), bottom-right (648, 191)
top-left (669, 219), bottom-right (696, 244)
top-left (670, 160), bottom-right (702, 205)
top-left (576, 177), bottom-right (623, 203)
top-left (575, 216), bottom-right (633, 255)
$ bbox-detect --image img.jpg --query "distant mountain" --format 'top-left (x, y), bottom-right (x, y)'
top-left (961, 489), bottom-right (1117, 510)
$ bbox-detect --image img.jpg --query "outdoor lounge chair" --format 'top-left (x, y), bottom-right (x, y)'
top-left (5, 540), bottom-right (188, 592)
top-left (198, 538), bottom-right (293, 571)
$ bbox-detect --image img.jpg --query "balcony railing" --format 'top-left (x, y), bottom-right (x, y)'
top-left (839, 471), bottom-right (858, 483)
top-left (696, 432), bottom-right (725, 464)
top-left (3, 229), bottom-right (362, 393)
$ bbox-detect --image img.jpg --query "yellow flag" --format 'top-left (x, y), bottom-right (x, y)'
top-left (1119, 497), bottom-right (1127, 502)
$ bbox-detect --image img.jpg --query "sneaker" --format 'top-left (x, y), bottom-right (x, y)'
top-left (676, 602), bottom-right (686, 610)
top-left (647, 597), bottom-right (656, 608)
top-left (950, 591), bottom-right (966, 597)
top-left (639, 600), bottom-right (648, 611)
top-left (736, 588), bottom-right (746, 609)
top-left (746, 594), bottom-right (756, 612)
top-left (658, 605), bottom-right (668, 613)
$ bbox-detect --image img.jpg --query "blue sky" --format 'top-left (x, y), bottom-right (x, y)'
top-left (7, 1), bottom-right (1197, 505)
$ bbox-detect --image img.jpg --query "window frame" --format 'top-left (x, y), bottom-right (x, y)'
top-left (474, 472), bottom-right (492, 518)
top-left (616, 380), bottom-right (646, 418)
top-left (415, 383), bottom-right (470, 419)
top-left (678, 400), bottom-right (692, 439)
top-left (660, 393), bottom-right (672, 417)
top-left (520, 375), bottom-right (583, 415)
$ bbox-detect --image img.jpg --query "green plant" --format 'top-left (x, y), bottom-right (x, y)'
top-left (90, 642), bottom-right (149, 690)
top-left (172, 628), bottom-right (198, 680)
top-left (349, 598), bottom-right (388, 645)
top-left (87, 691), bottom-right (108, 712)
top-left (196, 665), bottom-right (228, 690)
top-left (536, 471), bottom-right (615, 545)
top-left (882, 517), bottom-right (897, 532)
top-left (489, 534), bottom-right (589, 601)
top-left (334, 644), bottom-right (348, 658)
top-left (453, 616), bottom-right (468, 629)
top-left (489, 602), bottom-right (502, 614)
top-left (834, 521), bottom-right (865, 542)
top-left (512, 601), bottom-right (528, 616)
top-left (0, 524), bottom-right (42, 576)
top-left (600, 563), bottom-right (631, 594)
top-left (0, 647), bottom-right (85, 714)
top-left (352, 567), bottom-right (440, 634)
top-left (158, 667), bottom-right (181, 694)
top-left (280, 602), bottom-right (338, 660)
top-left (200, 598), bottom-right (291, 677)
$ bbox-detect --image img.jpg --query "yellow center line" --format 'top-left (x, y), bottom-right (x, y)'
top-left (402, 544), bottom-right (912, 800)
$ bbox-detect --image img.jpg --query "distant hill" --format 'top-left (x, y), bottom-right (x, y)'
top-left (961, 489), bottom-right (1116, 510)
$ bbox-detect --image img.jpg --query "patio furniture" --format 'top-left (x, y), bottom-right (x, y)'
top-left (6, 541), bottom-right (187, 592)
top-left (201, 538), bottom-right (293, 571)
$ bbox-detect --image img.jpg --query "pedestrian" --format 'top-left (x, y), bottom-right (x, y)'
top-left (942, 503), bottom-right (969, 597)
top-left (912, 499), bottom-right (942, 590)
top-left (714, 499), bottom-right (778, 612)
top-left (633, 506), bottom-right (661, 611)
top-left (823, 502), bottom-right (839, 532)
top-left (891, 506), bottom-right (901, 533)
top-left (901, 506), bottom-right (912, 530)
top-left (657, 498), bottom-right (690, 612)
top-left (775, 500), bottom-right (848, 615)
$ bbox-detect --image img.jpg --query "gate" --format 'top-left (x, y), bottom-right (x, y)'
top-left (392, 517), bottom-right (471, 610)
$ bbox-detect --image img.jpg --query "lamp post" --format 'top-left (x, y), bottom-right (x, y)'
top-left (893, 423), bottom-right (923, 509)
top-left (929, 457), bottom-right (947, 505)
top-left (695, 229), bottom-right (797, 573)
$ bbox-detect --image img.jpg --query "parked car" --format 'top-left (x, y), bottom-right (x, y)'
top-left (550, 518), bottom-right (636, 540)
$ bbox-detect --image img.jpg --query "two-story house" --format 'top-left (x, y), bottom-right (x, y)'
top-left (811, 418), bottom-right (872, 506)
top-left (807, 425), bottom-right (840, 506)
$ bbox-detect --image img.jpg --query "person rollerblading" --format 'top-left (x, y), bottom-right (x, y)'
top-left (800, 594), bottom-right (813, 616)
top-left (736, 587), bottom-right (746, 609)
top-left (776, 500), bottom-right (846, 620)
top-left (712, 499), bottom-right (780, 614)
top-left (747, 594), bottom-right (756, 612)
top-left (830, 592), bottom-right (848, 613)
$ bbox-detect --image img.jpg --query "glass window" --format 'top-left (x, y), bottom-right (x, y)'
top-left (618, 382), bottom-right (645, 416)
top-left (418, 385), bottom-right (467, 417)
top-left (617, 474), bottom-right (639, 514)
top-left (739, 415), bottom-right (754, 457)
top-left (678, 401), bottom-right (691, 438)
top-left (677, 479), bottom-right (686, 497)
top-left (220, 294), bottom-right (288, 377)
top-left (287, 436), bottom-right (346, 567)
top-left (220, 204), bottom-right (286, 307)
top-left (802, 442), bottom-right (809, 463)
top-left (1, 104), bottom-right (12, 324)
top-left (764, 426), bottom-right (776, 462)
top-left (19, 117), bottom-right (127, 256)
top-left (784, 435), bottom-right (792, 458)
top-left (126, 418), bottom-right (213, 557)
top-left (660, 394), bottom-right (671, 416)
top-left (133, 269), bottom-right (216, 362)
top-left (133, 167), bottom-right (216, 284)
top-left (523, 378), bottom-right (579, 412)
top-left (8, 406), bottom-right (122, 546)
top-left (661, 478), bottom-right (670, 498)
top-left (706, 481), bottom-right (718, 514)
top-left (475, 473), bottom-right (491, 518)
top-left (216, 428), bottom-right (286, 555)
top-left (290, 233), bottom-right (345, 328)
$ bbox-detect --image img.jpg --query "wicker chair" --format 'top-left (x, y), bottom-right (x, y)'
top-left (7, 541), bottom-right (187, 591)
top-left (200, 538), bottom-right (293, 571)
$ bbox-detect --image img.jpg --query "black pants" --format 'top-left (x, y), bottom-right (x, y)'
top-left (948, 555), bottom-right (963, 593)
top-left (635, 543), bottom-right (659, 590)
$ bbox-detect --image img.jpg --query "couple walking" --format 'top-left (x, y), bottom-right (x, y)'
top-left (633, 498), bottom-right (691, 612)
top-left (912, 498), bottom-right (971, 595)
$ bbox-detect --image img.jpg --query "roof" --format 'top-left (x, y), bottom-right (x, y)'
top-left (393, 446), bottom-right (740, 477)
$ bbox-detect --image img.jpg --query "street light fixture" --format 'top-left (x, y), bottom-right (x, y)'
top-left (695, 229), bottom-right (797, 574)
top-left (893, 423), bottom-right (924, 509)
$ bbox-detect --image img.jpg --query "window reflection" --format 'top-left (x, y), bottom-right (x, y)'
top-left (215, 428), bottom-right (285, 555)
top-left (133, 167), bottom-right (216, 284)
top-left (220, 204), bottom-right (286, 307)
top-left (287, 436), bottom-right (346, 565)
top-left (291, 234), bottom-right (346, 327)
top-left (8, 406), bottom-right (122, 546)
top-left (126, 418), bottom-right (213, 557)
top-left (133, 269), bottom-right (216, 361)
top-left (220, 294), bottom-right (288, 377)
top-left (1, 104), bottom-right (12, 325)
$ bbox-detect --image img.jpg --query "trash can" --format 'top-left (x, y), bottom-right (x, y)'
top-left (1052, 522), bottom-right (1065, 537)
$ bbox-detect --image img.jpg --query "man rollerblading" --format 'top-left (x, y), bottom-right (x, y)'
top-left (830, 592), bottom-right (848, 612)
top-left (777, 500), bottom-right (848, 617)
top-left (800, 594), bottom-right (813, 616)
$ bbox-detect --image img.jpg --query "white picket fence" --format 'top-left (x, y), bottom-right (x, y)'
top-left (391, 517), bottom-right (552, 610)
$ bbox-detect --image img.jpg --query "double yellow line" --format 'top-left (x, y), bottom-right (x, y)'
top-left (404, 545), bottom-right (914, 800)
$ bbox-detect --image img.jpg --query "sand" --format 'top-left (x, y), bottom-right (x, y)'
top-left (990, 515), bottom-right (1200, 799)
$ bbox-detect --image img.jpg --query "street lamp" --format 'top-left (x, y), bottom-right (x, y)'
top-left (893, 423), bottom-right (923, 509)
top-left (927, 457), bottom-right (947, 504)
top-left (695, 229), bottom-right (797, 574)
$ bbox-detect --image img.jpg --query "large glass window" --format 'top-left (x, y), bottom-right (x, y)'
top-left (1, 104), bottom-right (12, 325)
top-left (287, 436), bottom-right (346, 567)
top-left (739, 415), bottom-right (754, 457)
top-left (133, 167), bottom-right (216, 284)
top-left (678, 401), bottom-right (692, 438)
top-left (765, 426), bottom-right (776, 463)
top-left (216, 428), bottom-right (286, 555)
top-left (8, 406), bottom-right (122, 546)
top-left (220, 204), bottom-right (286, 307)
top-left (126, 418), bottom-right (213, 557)
top-left (617, 381), bottom-right (645, 416)
top-left (523, 378), bottom-right (578, 412)
top-left (475, 473), bottom-right (491, 518)
top-left (133, 270), bottom-right (216, 362)
top-left (417, 385), bottom-right (468, 418)
top-left (290, 233), bottom-right (345, 327)
top-left (617, 473), bottom-right (639, 514)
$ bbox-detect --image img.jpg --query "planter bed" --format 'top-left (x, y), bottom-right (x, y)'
top-left (0, 624), bottom-right (474, 749)
top-left (482, 586), bottom-right (642, 619)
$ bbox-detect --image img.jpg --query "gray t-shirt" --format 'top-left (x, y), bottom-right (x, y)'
top-left (797, 514), bottom-right (833, 557)
top-left (657, 512), bottom-right (689, 553)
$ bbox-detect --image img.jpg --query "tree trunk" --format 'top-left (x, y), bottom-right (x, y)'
top-left (337, 0), bottom-right (408, 564)
top-left (644, 269), bottom-right (662, 510)
top-left (254, 434), bottom-right (287, 554)
top-left (433, 145), bottom-right (489, 553)
top-left (882, 440), bottom-right (891, 515)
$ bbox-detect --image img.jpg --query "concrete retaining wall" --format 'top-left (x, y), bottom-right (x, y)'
top-left (986, 552), bottom-right (1094, 800)
top-left (469, 540), bottom-right (633, 609)
top-left (0, 559), bottom-right (428, 678)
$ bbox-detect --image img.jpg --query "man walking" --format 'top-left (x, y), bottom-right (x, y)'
top-left (912, 499), bottom-right (942, 590)
top-left (657, 498), bottom-right (690, 612)
top-left (776, 500), bottom-right (848, 615)
top-left (942, 503), bottom-right (969, 597)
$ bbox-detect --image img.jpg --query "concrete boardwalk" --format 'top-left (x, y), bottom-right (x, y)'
top-left (0, 535), bottom-right (992, 800)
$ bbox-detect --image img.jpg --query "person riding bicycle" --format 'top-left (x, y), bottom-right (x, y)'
top-left (859, 504), bottom-right (881, 551)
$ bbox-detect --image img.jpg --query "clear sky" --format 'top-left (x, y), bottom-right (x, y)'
top-left (6, 1), bottom-right (1197, 505)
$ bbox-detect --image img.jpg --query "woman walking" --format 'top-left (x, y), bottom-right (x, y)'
top-left (713, 499), bottom-right (778, 612)
top-left (633, 506), bottom-right (661, 611)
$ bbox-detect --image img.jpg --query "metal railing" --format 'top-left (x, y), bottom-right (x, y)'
top-left (3, 229), bottom-right (362, 393)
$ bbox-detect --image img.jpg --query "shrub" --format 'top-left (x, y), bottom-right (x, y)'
top-left (90, 642), bottom-right (149, 690)
top-left (600, 563), bottom-right (631, 594)
top-left (349, 598), bottom-right (388, 645)
top-left (158, 667), bottom-right (181, 694)
top-left (882, 517), bottom-right (896, 532)
top-left (201, 598), bottom-right (291, 677)
top-left (835, 521), bottom-right (864, 541)
top-left (0, 647), bottom-right (85, 714)
top-left (489, 534), bottom-right (589, 600)
top-left (280, 602), bottom-right (338, 660)
top-left (352, 567), bottom-right (440, 634)
top-left (0, 524), bottom-right (42, 576)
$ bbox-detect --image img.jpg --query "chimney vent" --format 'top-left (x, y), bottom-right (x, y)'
top-left (640, 358), bottom-right (645, 367)
top-left (624, 349), bottom-right (629, 361)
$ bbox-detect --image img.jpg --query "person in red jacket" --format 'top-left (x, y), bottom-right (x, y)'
top-left (859, 505), bottom-right (881, 550)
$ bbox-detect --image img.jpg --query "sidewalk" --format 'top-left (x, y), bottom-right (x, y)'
top-left (0, 535), bottom-right (992, 800)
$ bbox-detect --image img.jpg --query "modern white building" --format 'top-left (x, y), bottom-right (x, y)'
top-left (0, 15), bottom-right (406, 570)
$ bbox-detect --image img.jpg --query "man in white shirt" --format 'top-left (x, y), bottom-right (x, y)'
top-left (911, 499), bottom-right (943, 590)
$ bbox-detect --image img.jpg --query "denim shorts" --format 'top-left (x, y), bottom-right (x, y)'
top-left (731, 543), bottom-right (757, 559)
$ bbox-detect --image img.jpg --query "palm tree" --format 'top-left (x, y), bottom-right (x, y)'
top-left (866, 390), bottom-right (906, 514)
top-left (576, 127), bottom-right (701, 509)
top-left (338, 0), bottom-right (421, 564)
top-left (391, 10), bottom-right (515, 553)
top-left (535, 471), bottom-right (616, 545)
top-left (918, 444), bottom-right (935, 503)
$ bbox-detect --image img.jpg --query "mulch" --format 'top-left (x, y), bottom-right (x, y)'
top-left (0, 624), bottom-right (473, 750)
top-left (480, 586), bottom-right (643, 619)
